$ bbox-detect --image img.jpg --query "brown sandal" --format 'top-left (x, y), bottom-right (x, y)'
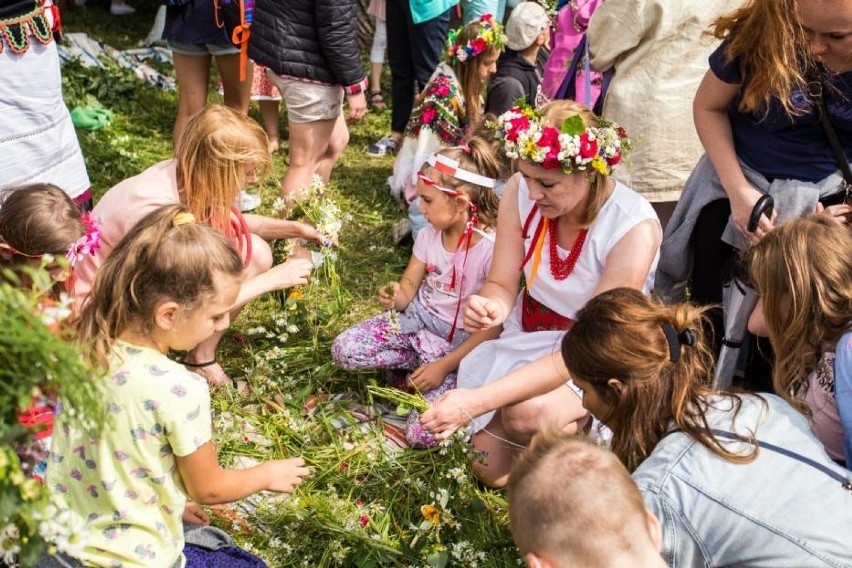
top-left (369, 90), bottom-right (387, 110)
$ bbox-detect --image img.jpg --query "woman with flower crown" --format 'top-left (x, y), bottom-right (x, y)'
top-left (389, 13), bottom-right (506, 239)
top-left (420, 100), bottom-right (661, 487)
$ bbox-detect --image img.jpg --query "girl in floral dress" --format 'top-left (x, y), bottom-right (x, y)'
top-left (389, 13), bottom-right (506, 238)
top-left (333, 140), bottom-right (503, 446)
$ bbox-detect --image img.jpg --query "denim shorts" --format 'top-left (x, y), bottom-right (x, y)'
top-left (167, 40), bottom-right (239, 57)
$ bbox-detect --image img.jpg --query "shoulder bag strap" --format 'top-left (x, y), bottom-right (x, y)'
top-left (811, 79), bottom-right (852, 186)
top-left (668, 428), bottom-right (852, 492)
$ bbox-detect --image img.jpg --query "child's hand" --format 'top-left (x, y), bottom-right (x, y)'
top-left (264, 457), bottom-right (310, 493)
top-left (266, 258), bottom-right (313, 290)
top-left (182, 502), bottom-right (210, 525)
top-left (408, 360), bottom-right (449, 393)
top-left (378, 281), bottom-right (400, 310)
top-left (464, 295), bottom-right (502, 332)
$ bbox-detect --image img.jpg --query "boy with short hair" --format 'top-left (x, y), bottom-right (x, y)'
top-left (508, 434), bottom-right (667, 568)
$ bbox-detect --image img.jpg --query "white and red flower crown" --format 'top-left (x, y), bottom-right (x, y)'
top-left (446, 13), bottom-right (506, 65)
top-left (492, 104), bottom-right (630, 176)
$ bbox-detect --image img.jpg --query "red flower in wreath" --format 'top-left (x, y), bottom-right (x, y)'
top-left (536, 126), bottom-right (560, 150)
top-left (579, 132), bottom-right (598, 159)
top-left (470, 37), bottom-right (488, 54)
top-left (507, 115), bottom-right (530, 142)
top-left (607, 153), bottom-right (621, 166)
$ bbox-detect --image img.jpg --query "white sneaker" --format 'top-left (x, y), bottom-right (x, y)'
top-left (110, 3), bottom-right (136, 16)
top-left (239, 191), bottom-right (262, 212)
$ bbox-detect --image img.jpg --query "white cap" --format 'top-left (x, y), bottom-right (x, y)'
top-left (505, 2), bottom-right (550, 51)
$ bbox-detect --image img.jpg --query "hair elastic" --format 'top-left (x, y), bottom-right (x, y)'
top-left (173, 212), bottom-right (196, 227)
top-left (661, 323), bottom-right (696, 363)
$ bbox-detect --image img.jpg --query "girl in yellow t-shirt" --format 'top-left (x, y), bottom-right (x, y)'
top-left (44, 204), bottom-right (309, 568)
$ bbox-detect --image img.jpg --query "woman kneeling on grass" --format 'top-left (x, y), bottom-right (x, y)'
top-left (41, 205), bottom-right (308, 568)
top-left (420, 100), bottom-right (661, 487)
top-left (562, 287), bottom-right (852, 568)
top-left (75, 105), bottom-right (325, 388)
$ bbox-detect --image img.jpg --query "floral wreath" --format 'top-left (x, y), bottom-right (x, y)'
top-left (446, 13), bottom-right (506, 65)
top-left (491, 103), bottom-right (630, 177)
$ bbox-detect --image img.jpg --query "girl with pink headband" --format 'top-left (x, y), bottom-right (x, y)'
top-left (332, 139), bottom-right (502, 447)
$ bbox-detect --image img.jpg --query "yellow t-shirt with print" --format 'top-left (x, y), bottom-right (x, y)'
top-left (47, 341), bottom-right (212, 567)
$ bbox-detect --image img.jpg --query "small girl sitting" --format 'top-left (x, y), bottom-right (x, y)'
top-left (44, 204), bottom-right (309, 567)
top-left (0, 183), bottom-right (98, 480)
top-left (747, 214), bottom-right (852, 467)
top-left (333, 140), bottom-right (503, 446)
top-left (389, 13), bottom-right (506, 238)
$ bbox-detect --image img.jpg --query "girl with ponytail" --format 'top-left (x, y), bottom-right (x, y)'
top-left (561, 287), bottom-right (852, 568)
top-left (44, 205), bottom-right (309, 568)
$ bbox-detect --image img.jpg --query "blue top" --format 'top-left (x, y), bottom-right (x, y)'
top-left (633, 394), bottom-right (852, 568)
top-left (410, 0), bottom-right (458, 25)
top-left (163, 0), bottom-right (234, 48)
top-left (709, 41), bottom-right (852, 183)
top-left (835, 330), bottom-right (852, 467)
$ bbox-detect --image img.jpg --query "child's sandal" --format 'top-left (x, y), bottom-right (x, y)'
top-left (369, 90), bottom-right (387, 110)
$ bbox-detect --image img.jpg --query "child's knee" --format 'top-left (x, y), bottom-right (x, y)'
top-left (246, 235), bottom-right (272, 279)
top-left (330, 330), bottom-right (359, 369)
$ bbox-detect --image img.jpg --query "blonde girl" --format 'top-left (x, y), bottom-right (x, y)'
top-left (421, 100), bottom-right (660, 487)
top-left (75, 105), bottom-right (324, 387)
top-left (333, 139), bottom-right (503, 446)
top-left (747, 214), bottom-right (852, 466)
top-left (562, 287), bottom-right (852, 567)
top-left (45, 205), bottom-right (308, 568)
top-left (389, 13), bottom-right (506, 238)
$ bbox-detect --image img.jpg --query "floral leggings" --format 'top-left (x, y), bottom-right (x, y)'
top-left (331, 312), bottom-right (456, 447)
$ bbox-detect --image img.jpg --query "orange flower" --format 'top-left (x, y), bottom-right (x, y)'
top-left (288, 288), bottom-right (304, 300)
top-left (421, 504), bottom-right (441, 526)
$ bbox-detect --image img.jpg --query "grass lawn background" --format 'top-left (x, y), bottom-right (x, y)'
top-left (61, 4), bottom-right (518, 566)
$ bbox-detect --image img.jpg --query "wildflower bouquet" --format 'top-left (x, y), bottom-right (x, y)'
top-left (0, 264), bottom-right (105, 566)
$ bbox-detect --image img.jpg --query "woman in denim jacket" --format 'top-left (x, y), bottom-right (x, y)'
top-left (561, 288), bottom-right (852, 568)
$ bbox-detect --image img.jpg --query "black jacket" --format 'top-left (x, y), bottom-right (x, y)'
top-left (249, 0), bottom-right (365, 88)
top-left (485, 48), bottom-right (549, 116)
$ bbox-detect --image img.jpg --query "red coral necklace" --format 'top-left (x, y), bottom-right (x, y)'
top-left (548, 222), bottom-right (588, 280)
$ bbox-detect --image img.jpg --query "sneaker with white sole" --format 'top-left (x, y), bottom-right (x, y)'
top-left (367, 135), bottom-right (398, 157)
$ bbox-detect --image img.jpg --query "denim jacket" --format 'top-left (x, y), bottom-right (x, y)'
top-left (633, 394), bottom-right (852, 568)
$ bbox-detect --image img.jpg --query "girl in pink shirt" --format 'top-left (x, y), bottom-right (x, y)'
top-left (75, 105), bottom-right (327, 388)
top-left (332, 139), bottom-right (502, 446)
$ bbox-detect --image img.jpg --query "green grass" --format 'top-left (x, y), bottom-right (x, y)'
top-left (60, 7), bottom-right (517, 567)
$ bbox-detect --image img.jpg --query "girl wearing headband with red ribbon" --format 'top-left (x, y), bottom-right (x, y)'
top-left (332, 139), bottom-right (502, 447)
top-left (420, 100), bottom-right (662, 486)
